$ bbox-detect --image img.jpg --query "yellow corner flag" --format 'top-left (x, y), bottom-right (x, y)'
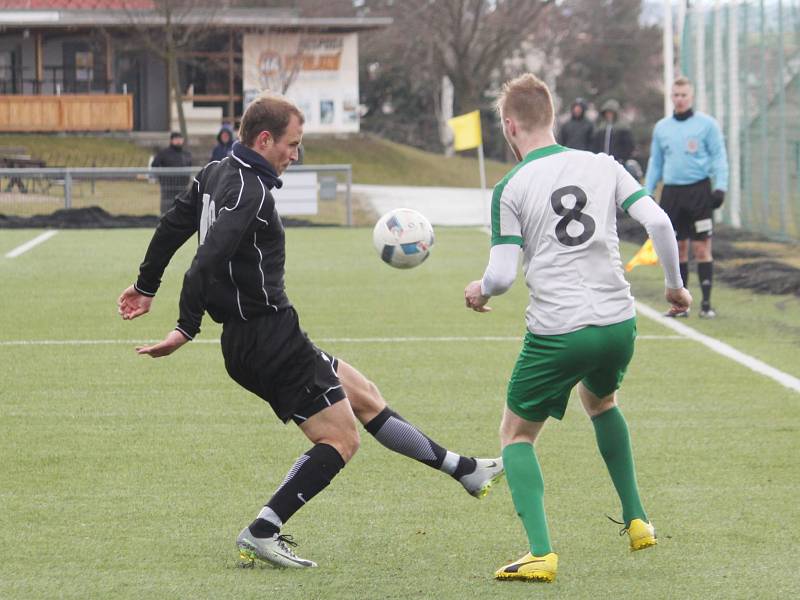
top-left (625, 238), bottom-right (659, 272)
top-left (447, 110), bottom-right (482, 151)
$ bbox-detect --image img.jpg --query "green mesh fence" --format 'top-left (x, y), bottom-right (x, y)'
top-left (680, 0), bottom-right (800, 240)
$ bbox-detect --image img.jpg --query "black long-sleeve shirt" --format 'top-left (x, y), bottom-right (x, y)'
top-left (134, 142), bottom-right (291, 339)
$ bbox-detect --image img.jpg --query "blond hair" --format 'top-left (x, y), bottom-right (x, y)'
top-left (238, 93), bottom-right (305, 147)
top-left (673, 75), bottom-right (693, 89)
top-left (495, 73), bottom-right (554, 131)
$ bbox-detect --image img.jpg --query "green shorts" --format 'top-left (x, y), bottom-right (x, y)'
top-left (507, 317), bottom-right (637, 422)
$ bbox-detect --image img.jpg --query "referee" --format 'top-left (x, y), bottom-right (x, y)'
top-left (645, 76), bottom-right (728, 318)
top-left (117, 93), bottom-right (502, 569)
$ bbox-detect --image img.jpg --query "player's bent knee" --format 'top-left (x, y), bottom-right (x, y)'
top-left (339, 362), bottom-right (382, 404)
top-left (323, 427), bottom-right (360, 463)
top-left (578, 384), bottom-right (617, 417)
top-left (339, 427), bottom-right (361, 462)
top-left (344, 379), bottom-right (386, 423)
top-left (584, 398), bottom-right (617, 418)
top-left (362, 380), bottom-right (384, 408)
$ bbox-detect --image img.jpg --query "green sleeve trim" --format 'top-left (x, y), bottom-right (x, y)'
top-left (621, 188), bottom-right (648, 212)
top-left (491, 235), bottom-right (523, 247)
top-left (491, 184), bottom-right (505, 240)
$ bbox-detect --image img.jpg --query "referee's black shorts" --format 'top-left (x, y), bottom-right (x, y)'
top-left (220, 307), bottom-right (346, 425)
top-left (659, 178), bottom-right (714, 241)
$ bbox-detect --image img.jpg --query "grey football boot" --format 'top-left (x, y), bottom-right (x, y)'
top-left (236, 527), bottom-right (318, 568)
top-left (459, 457), bottom-right (505, 498)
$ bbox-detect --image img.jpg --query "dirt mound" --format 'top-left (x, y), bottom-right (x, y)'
top-left (0, 206), bottom-right (331, 230)
top-left (717, 261), bottom-right (800, 296)
top-left (3, 206), bottom-right (798, 297)
top-left (618, 211), bottom-right (800, 296)
top-left (0, 206), bottom-right (160, 229)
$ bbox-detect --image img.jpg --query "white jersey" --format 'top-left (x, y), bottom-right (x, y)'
top-left (491, 145), bottom-right (647, 335)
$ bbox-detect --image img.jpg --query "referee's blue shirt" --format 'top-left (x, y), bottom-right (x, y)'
top-left (645, 111), bottom-right (729, 195)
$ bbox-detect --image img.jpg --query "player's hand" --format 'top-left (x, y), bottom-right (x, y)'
top-left (118, 285), bottom-right (153, 320)
top-left (136, 329), bottom-right (189, 358)
top-left (711, 189), bottom-right (725, 209)
top-left (665, 287), bottom-right (692, 315)
top-left (465, 280), bottom-right (492, 313)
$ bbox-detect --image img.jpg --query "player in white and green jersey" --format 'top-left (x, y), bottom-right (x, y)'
top-left (464, 73), bottom-right (692, 583)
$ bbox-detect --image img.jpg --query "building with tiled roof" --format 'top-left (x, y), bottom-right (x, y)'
top-left (0, 4), bottom-right (390, 133)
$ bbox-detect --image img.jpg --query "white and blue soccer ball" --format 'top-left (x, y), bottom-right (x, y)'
top-left (372, 208), bottom-right (435, 269)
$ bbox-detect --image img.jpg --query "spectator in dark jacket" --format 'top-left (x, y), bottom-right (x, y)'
top-left (557, 98), bottom-right (593, 150)
top-left (592, 99), bottom-right (635, 163)
top-left (152, 132), bottom-right (193, 215)
top-left (210, 124), bottom-right (236, 162)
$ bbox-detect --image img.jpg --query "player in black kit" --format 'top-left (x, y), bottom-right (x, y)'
top-left (117, 93), bottom-right (503, 569)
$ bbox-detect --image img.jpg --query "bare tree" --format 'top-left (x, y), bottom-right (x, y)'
top-left (347, 0), bottom-right (556, 154)
top-left (554, 0), bottom-right (663, 153)
top-left (119, 1), bottom-right (220, 140)
top-left (358, 0), bottom-right (555, 114)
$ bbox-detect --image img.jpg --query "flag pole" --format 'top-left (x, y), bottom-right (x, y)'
top-left (477, 143), bottom-right (488, 227)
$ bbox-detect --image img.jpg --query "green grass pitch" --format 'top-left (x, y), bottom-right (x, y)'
top-left (1, 227), bottom-right (799, 599)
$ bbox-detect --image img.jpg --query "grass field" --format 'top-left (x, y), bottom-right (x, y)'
top-left (0, 133), bottom-right (506, 224)
top-left (0, 132), bottom-right (510, 185)
top-left (1, 227), bottom-right (799, 599)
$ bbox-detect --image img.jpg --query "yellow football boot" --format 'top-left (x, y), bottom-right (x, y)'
top-left (494, 551), bottom-right (558, 582)
top-left (626, 518), bottom-right (657, 551)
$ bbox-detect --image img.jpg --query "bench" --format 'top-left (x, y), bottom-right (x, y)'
top-left (0, 145), bottom-right (28, 157)
top-left (0, 153), bottom-right (48, 193)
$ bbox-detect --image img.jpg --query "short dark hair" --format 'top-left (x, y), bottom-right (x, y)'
top-left (238, 93), bottom-right (305, 147)
top-left (169, 131), bottom-right (183, 140)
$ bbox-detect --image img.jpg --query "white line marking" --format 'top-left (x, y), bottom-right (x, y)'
top-left (0, 335), bottom-right (683, 347)
top-left (478, 225), bottom-right (798, 392)
top-left (636, 301), bottom-right (800, 393)
top-left (5, 230), bottom-right (58, 258)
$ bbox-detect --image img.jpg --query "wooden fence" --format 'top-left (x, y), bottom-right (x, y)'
top-left (0, 95), bottom-right (133, 132)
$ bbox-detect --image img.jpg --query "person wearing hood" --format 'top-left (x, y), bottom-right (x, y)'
top-left (557, 98), bottom-right (593, 150)
top-left (117, 92), bottom-right (504, 571)
top-left (591, 99), bottom-right (635, 163)
top-left (151, 131), bottom-right (193, 215)
top-left (210, 124), bottom-right (236, 162)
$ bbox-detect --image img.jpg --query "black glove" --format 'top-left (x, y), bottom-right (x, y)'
top-left (711, 189), bottom-right (725, 209)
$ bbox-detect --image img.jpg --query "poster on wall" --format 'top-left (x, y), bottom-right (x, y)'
top-left (243, 33), bottom-right (360, 134)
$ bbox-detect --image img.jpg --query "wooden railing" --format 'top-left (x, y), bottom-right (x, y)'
top-left (0, 95), bottom-right (133, 132)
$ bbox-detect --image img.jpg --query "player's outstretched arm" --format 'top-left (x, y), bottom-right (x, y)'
top-left (465, 244), bottom-right (520, 313)
top-left (136, 329), bottom-right (189, 358)
top-left (665, 287), bottom-right (692, 316)
top-left (118, 285), bottom-right (153, 320)
top-left (627, 197), bottom-right (682, 287)
top-left (626, 196), bottom-right (692, 315)
top-left (465, 280), bottom-right (492, 312)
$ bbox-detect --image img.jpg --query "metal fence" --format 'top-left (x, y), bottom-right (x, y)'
top-left (0, 164), bottom-right (355, 226)
top-left (679, 0), bottom-right (800, 240)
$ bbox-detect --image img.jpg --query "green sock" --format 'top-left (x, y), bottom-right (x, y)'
top-left (591, 406), bottom-right (648, 525)
top-left (502, 442), bottom-right (552, 556)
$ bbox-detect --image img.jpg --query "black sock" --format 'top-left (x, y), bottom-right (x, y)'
top-left (365, 407), bottom-right (472, 478)
top-left (248, 518), bottom-right (280, 538)
top-left (698, 261), bottom-right (713, 308)
top-left (252, 443), bottom-right (345, 535)
top-left (453, 456), bottom-right (478, 479)
top-left (679, 262), bottom-right (689, 288)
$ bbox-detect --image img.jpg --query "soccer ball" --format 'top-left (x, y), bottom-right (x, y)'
top-left (372, 208), bottom-right (435, 269)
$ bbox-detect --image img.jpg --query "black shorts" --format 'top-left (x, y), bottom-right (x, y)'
top-left (659, 178), bottom-right (714, 241)
top-left (220, 307), bottom-right (346, 425)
